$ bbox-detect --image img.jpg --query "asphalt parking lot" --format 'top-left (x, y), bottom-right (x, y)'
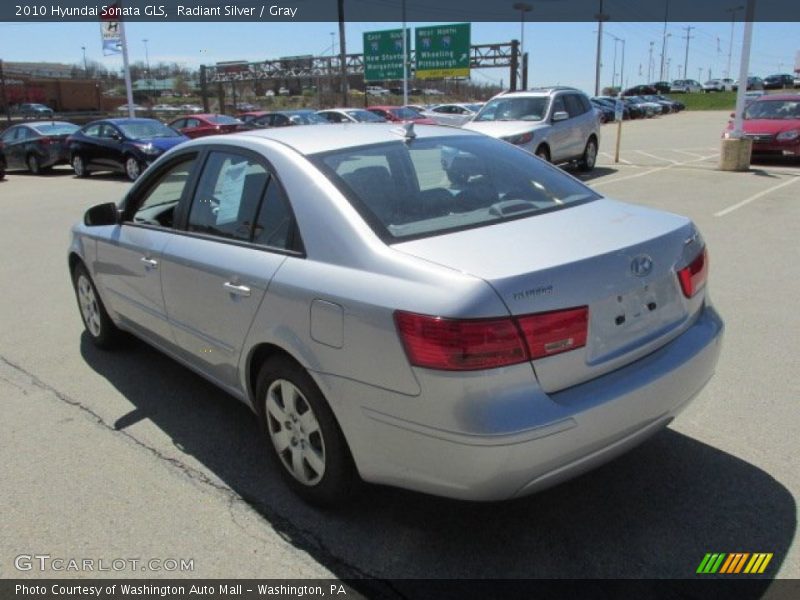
top-left (0, 110), bottom-right (797, 588)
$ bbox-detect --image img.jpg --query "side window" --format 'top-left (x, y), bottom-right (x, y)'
top-left (187, 151), bottom-right (268, 241)
top-left (99, 124), bottom-right (119, 139)
top-left (83, 123), bottom-right (102, 138)
top-left (130, 156), bottom-right (197, 228)
top-left (18, 127), bottom-right (35, 140)
top-left (1, 127), bottom-right (17, 142)
top-left (186, 118), bottom-right (200, 128)
top-left (564, 94), bottom-right (586, 118)
top-left (253, 179), bottom-right (296, 251)
top-left (172, 119), bottom-right (186, 129)
top-left (551, 96), bottom-right (567, 116)
top-left (273, 114), bottom-right (289, 126)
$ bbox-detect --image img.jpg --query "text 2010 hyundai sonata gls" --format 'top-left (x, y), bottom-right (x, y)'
top-left (69, 123), bottom-right (723, 505)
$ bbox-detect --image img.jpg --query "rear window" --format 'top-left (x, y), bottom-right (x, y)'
top-left (31, 123), bottom-right (79, 136)
top-left (310, 135), bottom-right (599, 242)
top-left (208, 115), bottom-right (241, 125)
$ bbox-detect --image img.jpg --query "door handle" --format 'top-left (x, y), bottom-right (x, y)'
top-left (140, 257), bottom-right (158, 269)
top-left (223, 282), bottom-right (251, 297)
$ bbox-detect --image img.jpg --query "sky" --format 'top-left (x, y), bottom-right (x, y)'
top-left (0, 20), bottom-right (797, 93)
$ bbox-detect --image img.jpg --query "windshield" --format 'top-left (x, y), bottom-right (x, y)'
top-left (118, 121), bottom-right (180, 139)
top-left (346, 109), bottom-right (385, 122)
top-left (288, 112), bottom-right (328, 125)
top-left (31, 123), bottom-right (79, 135)
top-left (208, 115), bottom-right (241, 125)
top-left (310, 135), bottom-right (598, 242)
top-left (473, 97), bottom-right (549, 122)
top-left (389, 107), bottom-right (421, 120)
top-left (745, 100), bottom-right (800, 120)
top-left (465, 104), bottom-right (483, 112)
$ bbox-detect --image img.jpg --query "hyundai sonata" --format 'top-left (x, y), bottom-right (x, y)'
top-left (69, 123), bottom-right (723, 505)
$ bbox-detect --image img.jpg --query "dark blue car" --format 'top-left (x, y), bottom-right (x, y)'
top-left (67, 118), bottom-right (188, 181)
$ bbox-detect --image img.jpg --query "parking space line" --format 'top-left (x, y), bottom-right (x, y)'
top-left (714, 176), bottom-right (800, 217)
top-left (600, 152), bottom-right (633, 165)
top-left (590, 153), bottom-right (719, 188)
top-left (635, 150), bottom-right (680, 165)
top-left (672, 149), bottom-right (704, 159)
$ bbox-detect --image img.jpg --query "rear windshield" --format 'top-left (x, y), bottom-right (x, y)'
top-left (310, 135), bottom-right (599, 242)
top-left (31, 123), bottom-right (79, 135)
top-left (389, 107), bottom-right (420, 120)
top-left (474, 97), bottom-right (549, 122)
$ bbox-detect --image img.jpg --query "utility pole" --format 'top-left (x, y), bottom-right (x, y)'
top-left (143, 38), bottom-right (151, 97)
top-left (659, 0), bottom-right (670, 80)
top-left (594, 0), bottom-right (609, 96)
top-left (611, 36), bottom-right (618, 89)
top-left (337, 0), bottom-right (347, 106)
top-left (402, 0), bottom-right (408, 106)
top-left (682, 25), bottom-right (695, 80)
top-left (648, 41), bottom-right (654, 82)
top-left (619, 37), bottom-right (626, 90)
top-left (513, 3), bottom-right (532, 90)
top-left (726, 5), bottom-right (743, 78)
top-left (0, 60), bottom-right (10, 123)
top-left (81, 46), bottom-right (88, 76)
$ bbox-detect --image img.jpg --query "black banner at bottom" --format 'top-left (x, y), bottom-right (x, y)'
top-left (3, 579), bottom-right (800, 600)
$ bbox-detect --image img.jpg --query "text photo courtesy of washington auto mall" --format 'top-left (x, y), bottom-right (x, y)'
top-left (1, 0), bottom-right (800, 599)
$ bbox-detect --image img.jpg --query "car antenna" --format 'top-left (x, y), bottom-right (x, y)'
top-left (392, 121), bottom-right (416, 142)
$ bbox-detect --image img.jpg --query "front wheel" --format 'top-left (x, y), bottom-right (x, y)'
top-left (72, 154), bottom-right (90, 178)
top-left (579, 138), bottom-right (598, 172)
top-left (257, 357), bottom-right (358, 506)
top-left (72, 262), bottom-right (121, 349)
top-left (125, 156), bottom-right (143, 181)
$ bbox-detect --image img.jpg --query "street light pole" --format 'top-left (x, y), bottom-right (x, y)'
top-left (81, 46), bottom-right (88, 76)
top-left (513, 2), bottom-right (532, 89)
top-left (725, 5), bottom-right (743, 78)
top-left (143, 38), bottom-right (151, 97)
top-left (594, 0), bottom-right (608, 96)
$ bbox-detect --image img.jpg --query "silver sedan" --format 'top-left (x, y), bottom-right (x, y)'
top-left (69, 123), bottom-right (723, 505)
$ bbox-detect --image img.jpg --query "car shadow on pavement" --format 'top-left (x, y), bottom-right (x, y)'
top-left (80, 333), bottom-right (795, 592)
top-left (572, 166), bottom-right (618, 183)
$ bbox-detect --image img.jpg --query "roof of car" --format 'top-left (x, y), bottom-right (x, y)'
top-left (14, 120), bottom-right (74, 127)
top-left (232, 122), bottom-right (480, 155)
top-left (103, 118), bottom-right (161, 125)
top-left (753, 93), bottom-right (800, 101)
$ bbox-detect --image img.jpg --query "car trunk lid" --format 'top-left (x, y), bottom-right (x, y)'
top-left (393, 198), bottom-right (706, 392)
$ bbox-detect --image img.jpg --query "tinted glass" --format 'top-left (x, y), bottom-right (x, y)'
top-left (0, 127), bottom-right (17, 142)
top-left (564, 94), bottom-right (586, 117)
top-left (118, 121), bottom-right (179, 139)
top-left (207, 115), bottom-right (241, 125)
top-left (131, 157), bottom-right (197, 228)
top-left (287, 112), bottom-right (327, 125)
top-left (187, 151), bottom-right (268, 241)
top-left (346, 109), bottom-right (384, 122)
top-left (82, 123), bottom-right (102, 137)
top-left (745, 100), bottom-right (800, 119)
top-left (389, 107), bottom-right (420, 120)
top-left (253, 179), bottom-right (295, 250)
top-left (474, 97), bottom-right (549, 122)
top-left (312, 136), bottom-right (599, 242)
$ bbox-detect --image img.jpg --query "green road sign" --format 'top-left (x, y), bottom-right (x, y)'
top-left (363, 29), bottom-right (410, 82)
top-left (415, 23), bottom-right (471, 79)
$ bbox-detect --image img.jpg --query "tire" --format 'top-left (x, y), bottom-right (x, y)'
top-left (71, 262), bottom-right (121, 349)
top-left (535, 145), bottom-right (550, 162)
top-left (72, 154), bottom-right (90, 178)
top-left (27, 154), bottom-right (41, 175)
top-left (256, 356), bottom-right (358, 506)
top-left (579, 137), bottom-right (598, 172)
top-left (125, 156), bottom-right (143, 181)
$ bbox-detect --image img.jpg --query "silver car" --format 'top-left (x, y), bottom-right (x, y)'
top-left (422, 103), bottom-right (484, 126)
top-left (463, 87), bottom-right (601, 170)
top-left (69, 123), bottom-right (723, 505)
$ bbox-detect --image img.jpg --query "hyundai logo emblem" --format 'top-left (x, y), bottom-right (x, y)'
top-left (630, 255), bottom-right (653, 277)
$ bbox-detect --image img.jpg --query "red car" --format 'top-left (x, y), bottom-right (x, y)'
top-left (724, 94), bottom-right (800, 159)
top-left (168, 114), bottom-right (242, 139)
top-left (367, 105), bottom-right (437, 125)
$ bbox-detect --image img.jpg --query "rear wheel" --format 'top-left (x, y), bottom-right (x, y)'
top-left (125, 156), bottom-right (143, 181)
top-left (72, 154), bottom-right (89, 178)
top-left (71, 262), bottom-right (121, 349)
top-left (579, 137), bottom-right (598, 172)
top-left (257, 357), bottom-right (358, 506)
top-left (27, 154), bottom-right (41, 175)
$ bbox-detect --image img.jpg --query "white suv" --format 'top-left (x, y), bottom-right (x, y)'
top-left (463, 87), bottom-right (601, 171)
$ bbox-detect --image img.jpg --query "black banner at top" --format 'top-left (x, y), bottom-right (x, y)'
top-left (2, 0), bottom-right (800, 22)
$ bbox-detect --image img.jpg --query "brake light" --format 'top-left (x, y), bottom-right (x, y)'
top-left (678, 247), bottom-right (708, 298)
top-left (394, 306), bottom-right (589, 371)
top-left (517, 307), bottom-right (589, 359)
top-left (394, 312), bottom-right (527, 371)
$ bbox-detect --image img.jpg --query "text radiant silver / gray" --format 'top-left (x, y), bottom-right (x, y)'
top-left (68, 123), bottom-right (723, 505)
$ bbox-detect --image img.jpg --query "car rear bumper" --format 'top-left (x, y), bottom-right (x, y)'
top-left (317, 303), bottom-right (723, 501)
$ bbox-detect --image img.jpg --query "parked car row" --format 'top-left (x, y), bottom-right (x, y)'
top-left (590, 94), bottom-right (685, 123)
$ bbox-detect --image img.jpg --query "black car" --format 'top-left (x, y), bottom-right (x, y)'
top-left (16, 103), bottom-right (54, 119)
top-left (242, 110), bottom-right (328, 130)
top-left (653, 94), bottom-right (685, 111)
top-left (650, 81), bottom-right (672, 94)
top-left (763, 74), bottom-right (795, 90)
top-left (67, 118), bottom-right (189, 181)
top-left (623, 84), bottom-right (657, 96)
top-left (0, 121), bottom-right (79, 174)
top-left (592, 97), bottom-right (629, 120)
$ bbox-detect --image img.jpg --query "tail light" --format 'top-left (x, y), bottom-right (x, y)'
top-left (394, 306), bottom-right (589, 371)
top-left (678, 247), bottom-right (708, 298)
top-left (516, 307), bottom-right (589, 359)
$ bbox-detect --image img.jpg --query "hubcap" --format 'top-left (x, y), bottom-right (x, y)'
top-left (77, 275), bottom-right (102, 337)
top-left (126, 158), bottom-right (140, 180)
top-left (265, 379), bottom-right (325, 486)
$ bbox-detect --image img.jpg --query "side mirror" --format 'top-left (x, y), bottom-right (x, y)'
top-left (84, 202), bottom-right (120, 227)
top-left (552, 111), bottom-right (569, 122)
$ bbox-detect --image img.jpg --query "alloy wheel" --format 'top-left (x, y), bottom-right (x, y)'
top-left (77, 274), bottom-right (102, 337)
